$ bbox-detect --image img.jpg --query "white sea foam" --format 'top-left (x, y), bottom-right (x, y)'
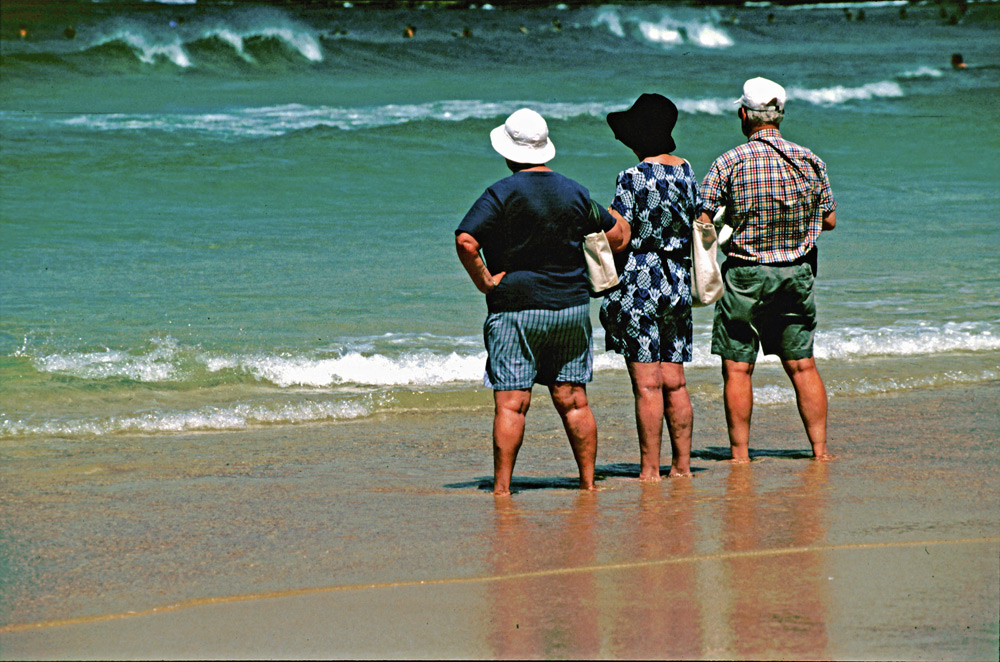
top-left (20, 322), bottom-right (999, 389)
top-left (98, 30), bottom-right (192, 67)
top-left (786, 81), bottom-right (904, 105)
top-left (637, 17), bottom-right (734, 48)
top-left (594, 9), bottom-right (625, 38)
top-left (88, 24), bottom-right (322, 68)
top-left (781, 1), bottom-right (910, 10)
top-left (51, 78), bottom-right (908, 137)
top-left (815, 321), bottom-right (1000, 360)
top-left (639, 21), bottom-right (684, 46)
top-left (227, 350), bottom-right (485, 387)
top-left (0, 397), bottom-right (379, 438)
top-left (32, 337), bottom-right (181, 382)
top-left (901, 66), bottom-right (944, 79)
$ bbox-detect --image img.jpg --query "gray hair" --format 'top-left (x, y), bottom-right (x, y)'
top-left (743, 106), bottom-right (784, 126)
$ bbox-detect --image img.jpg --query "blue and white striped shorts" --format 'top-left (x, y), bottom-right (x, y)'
top-left (483, 304), bottom-right (593, 390)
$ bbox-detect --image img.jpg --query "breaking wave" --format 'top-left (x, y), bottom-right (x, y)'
top-left (14, 320), bottom-right (999, 389)
top-left (33, 80), bottom-right (909, 138)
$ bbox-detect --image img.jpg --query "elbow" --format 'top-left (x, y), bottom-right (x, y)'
top-left (821, 210), bottom-right (836, 231)
top-left (455, 232), bottom-right (480, 257)
top-left (607, 216), bottom-right (631, 253)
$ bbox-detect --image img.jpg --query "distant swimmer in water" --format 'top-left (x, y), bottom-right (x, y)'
top-left (403, 24), bottom-right (416, 39)
top-left (951, 53), bottom-right (967, 69)
top-left (64, 25), bottom-right (76, 39)
top-left (552, 18), bottom-right (562, 31)
top-left (519, 25), bottom-right (528, 35)
top-left (18, 24), bottom-right (29, 39)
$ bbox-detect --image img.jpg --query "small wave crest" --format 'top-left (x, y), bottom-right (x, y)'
top-left (816, 321), bottom-right (1000, 360)
top-left (900, 66), bottom-right (944, 79)
top-left (0, 395), bottom-right (384, 438)
top-left (46, 77), bottom-right (909, 138)
top-left (84, 23), bottom-right (322, 68)
top-left (786, 81), bottom-right (904, 105)
top-left (210, 350), bottom-right (485, 388)
top-left (592, 6), bottom-right (734, 49)
top-left (15, 321), bottom-right (998, 390)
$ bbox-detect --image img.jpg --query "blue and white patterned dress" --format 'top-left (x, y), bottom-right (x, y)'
top-left (600, 160), bottom-right (701, 363)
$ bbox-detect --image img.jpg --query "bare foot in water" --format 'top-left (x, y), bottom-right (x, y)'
top-left (813, 452), bottom-right (837, 462)
top-left (638, 471), bottom-right (662, 483)
top-left (668, 467), bottom-right (692, 478)
top-left (727, 456), bottom-right (752, 464)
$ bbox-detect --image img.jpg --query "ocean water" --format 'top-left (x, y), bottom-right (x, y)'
top-left (1, 0), bottom-right (998, 440)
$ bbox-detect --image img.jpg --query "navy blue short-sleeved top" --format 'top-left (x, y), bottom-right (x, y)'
top-left (457, 170), bottom-right (615, 313)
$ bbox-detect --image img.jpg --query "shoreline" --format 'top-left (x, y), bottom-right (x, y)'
top-left (1, 379), bottom-right (998, 659)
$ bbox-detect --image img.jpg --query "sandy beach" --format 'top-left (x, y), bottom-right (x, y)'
top-left (1, 376), bottom-right (997, 660)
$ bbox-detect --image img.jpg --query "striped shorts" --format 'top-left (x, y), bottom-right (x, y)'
top-left (483, 304), bottom-right (593, 390)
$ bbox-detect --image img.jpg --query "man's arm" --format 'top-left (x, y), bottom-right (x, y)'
top-left (456, 232), bottom-right (505, 294)
top-left (821, 209), bottom-right (836, 231)
top-left (604, 208), bottom-right (631, 253)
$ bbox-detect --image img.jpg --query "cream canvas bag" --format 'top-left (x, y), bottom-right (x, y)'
top-left (691, 207), bottom-right (724, 307)
top-left (583, 200), bottom-right (620, 295)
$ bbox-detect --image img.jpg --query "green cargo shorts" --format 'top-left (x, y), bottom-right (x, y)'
top-left (711, 262), bottom-right (817, 363)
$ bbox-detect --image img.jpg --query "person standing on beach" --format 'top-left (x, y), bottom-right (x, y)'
top-left (456, 108), bottom-right (630, 496)
top-left (599, 93), bottom-right (699, 481)
top-left (699, 77), bottom-right (837, 463)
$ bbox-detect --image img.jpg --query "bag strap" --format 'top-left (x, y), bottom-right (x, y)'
top-left (753, 137), bottom-right (813, 182)
top-left (586, 198), bottom-right (606, 235)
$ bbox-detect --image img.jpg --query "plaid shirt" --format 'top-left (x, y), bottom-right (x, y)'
top-left (700, 128), bottom-right (836, 264)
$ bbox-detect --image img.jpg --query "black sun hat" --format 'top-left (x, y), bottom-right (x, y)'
top-left (606, 93), bottom-right (678, 157)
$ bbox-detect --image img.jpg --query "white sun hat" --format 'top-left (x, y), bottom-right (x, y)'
top-left (490, 108), bottom-right (556, 164)
top-left (736, 77), bottom-right (787, 111)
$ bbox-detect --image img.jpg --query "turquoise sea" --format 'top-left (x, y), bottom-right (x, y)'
top-left (1, 0), bottom-right (998, 440)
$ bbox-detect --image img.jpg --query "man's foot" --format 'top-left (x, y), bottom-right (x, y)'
top-left (668, 467), bottom-right (692, 478)
top-left (727, 456), bottom-right (751, 464)
top-left (812, 452), bottom-right (837, 462)
top-left (638, 471), bottom-right (662, 482)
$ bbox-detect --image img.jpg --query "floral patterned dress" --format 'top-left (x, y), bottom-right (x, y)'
top-left (599, 160), bottom-right (701, 363)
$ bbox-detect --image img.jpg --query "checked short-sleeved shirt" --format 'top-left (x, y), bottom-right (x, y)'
top-left (700, 129), bottom-right (836, 264)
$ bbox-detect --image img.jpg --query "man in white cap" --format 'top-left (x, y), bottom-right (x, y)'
top-left (699, 77), bottom-right (837, 463)
top-left (455, 108), bottom-right (629, 495)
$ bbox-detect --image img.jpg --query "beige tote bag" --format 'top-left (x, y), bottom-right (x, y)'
top-left (691, 207), bottom-right (724, 307)
top-left (583, 200), bottom-right (620, 295)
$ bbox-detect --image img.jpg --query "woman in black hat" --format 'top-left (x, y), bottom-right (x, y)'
top-left (600, 93), bottom-right (700, 481)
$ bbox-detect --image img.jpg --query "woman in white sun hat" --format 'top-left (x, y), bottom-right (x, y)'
top-left (455, 108), bottom-right (630, 496)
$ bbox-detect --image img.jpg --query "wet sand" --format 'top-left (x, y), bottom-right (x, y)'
top-left (1, 378), bottom-right (998, 660)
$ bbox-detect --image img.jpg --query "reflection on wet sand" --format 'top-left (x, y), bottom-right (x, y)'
top-left (484, 462), bottom-right (835, 658)
top-left (488, 493), bottom-right (600, 658)
top-left (720, 461), bottom-right (832, 659)
top-left (605, 479), bottom-right (704, 658)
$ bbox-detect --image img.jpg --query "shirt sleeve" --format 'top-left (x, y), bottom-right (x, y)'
top-left (814, 157), bottom-right (837, 213)
top-left (596, 202), bottom-right (616, 233)
top-left (699, 158), bottom-right (727, 218)
top-left (456, 187), bottom-right (501, 240)
top-left (610, 170), bottom-right (635, 224)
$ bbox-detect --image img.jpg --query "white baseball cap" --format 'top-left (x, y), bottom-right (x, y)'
top-left (490, 108), bottom-right (556, 164)
top-left (736, 77), bottom-right (786, 111)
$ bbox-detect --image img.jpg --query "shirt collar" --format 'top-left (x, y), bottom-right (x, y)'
top-left (748, 127), bottom-right (782, 143)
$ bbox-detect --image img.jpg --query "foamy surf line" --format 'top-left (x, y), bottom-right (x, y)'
top-left (32, 81), bottom-right (907, 136)
top-left (16, 321), bottom-right (999, 388)
top-left (0, 395), bottom-right (388, 438)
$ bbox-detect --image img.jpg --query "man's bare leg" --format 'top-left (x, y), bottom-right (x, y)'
top-left (628, 362), bottom-right (665, 481)
top-left (722, 360), bottom-right (755, 463)
top-left (549, 382), bottom-right (598, 491)
top-left (781, 357), bottom-right (832, 460)
top-left (660, 362), bottom-right (693, 477)
top-left (493, 389), bottom-right (531, 496)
